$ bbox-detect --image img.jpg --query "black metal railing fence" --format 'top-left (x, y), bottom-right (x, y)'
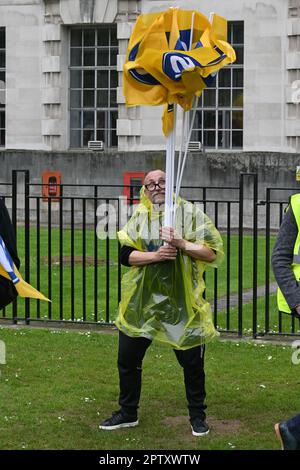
top-left (0, 170), bottom-right (299, 339)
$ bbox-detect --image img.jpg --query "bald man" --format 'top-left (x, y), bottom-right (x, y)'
top-left (100, 169), bottom-right (223, 436)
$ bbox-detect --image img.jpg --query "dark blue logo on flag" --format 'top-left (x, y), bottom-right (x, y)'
top-left (162, 52), bottom-right (202, 81)
top-left (128, 42), bottom-right (160, 85)
top-left (0, 235), bottom-right (19, 284)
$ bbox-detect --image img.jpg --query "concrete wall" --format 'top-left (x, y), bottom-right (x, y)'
top-left (1, 149), bottom-right (300, 228)
top-left (2, 149), bottom-right (300, 192)
top-left (3, 1), bottom-right (45, 150)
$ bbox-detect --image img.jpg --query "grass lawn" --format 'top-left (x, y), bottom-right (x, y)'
top-left (2, 228), bottom-right (276, 325)
top-left (0, 326), bottom-right (298, 450)
top-left (216, 294), bottom-right (300, 335)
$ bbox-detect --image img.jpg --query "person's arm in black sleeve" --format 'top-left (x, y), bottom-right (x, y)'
top-left (0, 198), bottom-right (20, 269)
top-left (120, 245), bottom-right (135, 267)
top-left (271, 207), bottom-right (300, 311)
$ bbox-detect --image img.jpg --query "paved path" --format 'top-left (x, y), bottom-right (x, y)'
top-left (210, 282), bottom-right (278, 311)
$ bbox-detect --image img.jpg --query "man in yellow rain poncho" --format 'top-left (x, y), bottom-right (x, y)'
top-left (100, 170), bottom-right (223, 436)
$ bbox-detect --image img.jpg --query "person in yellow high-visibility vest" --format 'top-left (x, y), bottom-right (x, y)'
top-left (272, 194), bottom-right (300, 450)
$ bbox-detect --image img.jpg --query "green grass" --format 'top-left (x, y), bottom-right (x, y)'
top-left (0, 326), bottom-right (298, 450)
top-left (3, 228), bottom-right (276, 324)
top-left (216, 294), bottom-right (300, 336)
top-left (205, 233), bottom-right (275, 301)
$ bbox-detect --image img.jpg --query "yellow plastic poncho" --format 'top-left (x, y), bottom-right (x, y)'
top-left (116, 188), bottom-right (224, 350)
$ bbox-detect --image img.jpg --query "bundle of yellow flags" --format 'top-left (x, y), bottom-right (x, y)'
top-left (123, 8), bottom-right (236, 136)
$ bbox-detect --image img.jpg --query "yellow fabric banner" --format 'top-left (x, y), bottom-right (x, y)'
top-left (123, 8), bottom-right (236, 135)
top-left (0, 235), bottom-right (50, 302)
top-left (0, 265), bottom-right (50, 302)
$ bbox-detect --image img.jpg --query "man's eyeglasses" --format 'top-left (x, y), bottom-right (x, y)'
top-left (144, 180), bottom-right (166, 192)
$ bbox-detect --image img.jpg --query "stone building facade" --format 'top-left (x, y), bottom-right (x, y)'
top-left (0, 0), bottom-right (299, 154)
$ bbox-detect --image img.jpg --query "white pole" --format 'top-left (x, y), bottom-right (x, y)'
top-left (176, 97), bottom-right (198, 194)
top-left (175, 110), bottom-right (186, 198)
top-left (164, 104), bottom-right (177, 228)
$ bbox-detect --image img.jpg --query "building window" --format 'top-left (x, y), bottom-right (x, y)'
top-left (192, 21), bottom-right (244, 150)
top-left (0, 28), bottom-right (5, 147)
top-left (69, 26), bottom-right (118, 149)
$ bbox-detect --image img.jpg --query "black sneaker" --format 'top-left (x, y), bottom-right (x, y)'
top-left (191, 418), bottom-right (210, 436)
top-left (275, 422), bottom-right (300, 450)
top-left (99, 410), bottom-right (139, 430)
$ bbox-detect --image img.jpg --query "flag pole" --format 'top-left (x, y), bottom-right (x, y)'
top-left (175, 110), bottom-right (186, 199)
top-left (164, 104), bottom-right (177, 228)
top-left (175, 98), bottom-right (198, 196)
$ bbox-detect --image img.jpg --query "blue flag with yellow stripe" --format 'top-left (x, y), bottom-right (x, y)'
top-left (0, 235), bottom-right (50, 302)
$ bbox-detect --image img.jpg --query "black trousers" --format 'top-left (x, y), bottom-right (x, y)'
top-left (117, 331), bottom-right (206, 421)
top-left (287, 412), bottom-right (300, 442)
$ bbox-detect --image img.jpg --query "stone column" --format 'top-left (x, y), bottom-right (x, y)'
top-left (116, 0), bottom-right (141, 151)
top-left (286, 0), bottom-right (300, 151)
top-left (42, 0), bottom-right (63, 151)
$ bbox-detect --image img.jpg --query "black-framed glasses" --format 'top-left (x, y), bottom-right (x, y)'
top-left (144, 180), bottom-right (166, 191)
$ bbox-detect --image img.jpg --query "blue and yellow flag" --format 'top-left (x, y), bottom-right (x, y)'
top-left (0, 235), bottom-right (50, 302)
top-left (123, 8), bottom-right (236, 135)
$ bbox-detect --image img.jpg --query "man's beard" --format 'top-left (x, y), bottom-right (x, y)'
top-left (152, 193), bottom-right (165, 202)
top-left (152, 202), bottom-right (165, 212)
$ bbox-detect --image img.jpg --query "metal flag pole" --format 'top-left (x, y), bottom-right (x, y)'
top-left (164, 104), bottom-right (177, 228)
top-left (175, 110), bottom-right (186, 199)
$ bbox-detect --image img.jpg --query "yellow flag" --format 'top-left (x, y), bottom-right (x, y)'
top-left (123, 8), bottom-right (236, 136)
top-left (0, 235), bottom-right (50, 302)
top-left (0, 265), bottom-right (50, 301)
top-left (162, 103), bottom-right (175, 137)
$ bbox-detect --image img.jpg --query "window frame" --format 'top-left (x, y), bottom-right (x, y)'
top-left (69, 25), bottom-right (118, 149)
top-left (191, 21), bottom-right (244, 151)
